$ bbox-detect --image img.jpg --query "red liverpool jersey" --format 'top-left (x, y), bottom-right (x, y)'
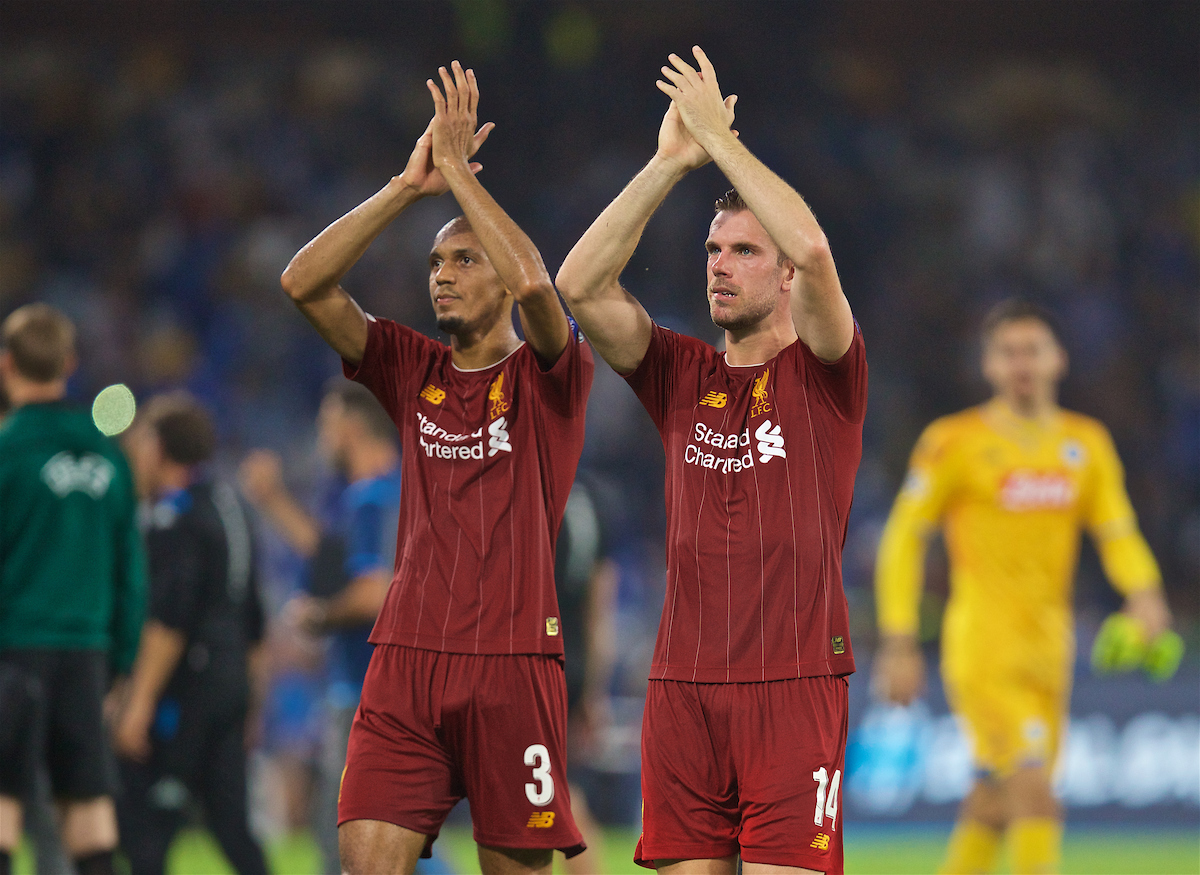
top-left (624, 323), bottom-right (866, 682)
top-left (344, 315), bottom-right (594, 656)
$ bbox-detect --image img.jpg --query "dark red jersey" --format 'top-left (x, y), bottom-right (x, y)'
top-left (624, 323), bottom-right (867, 682)
top-left (344, 315), bottom-right (593, 656)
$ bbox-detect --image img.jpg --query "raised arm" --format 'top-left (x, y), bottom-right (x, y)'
top-left (281, 112), bottom-right (491, 365)
top-left (556, 97), bottom-right (736, 374)
top-left (428, 62), bottom-right (568, 362)
top-left (660, 47), bottom-right (854, 362)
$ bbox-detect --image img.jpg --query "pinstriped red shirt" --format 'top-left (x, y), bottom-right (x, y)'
top-left (624, 323), bottom-right (866, 682)
top-left (344, 315), bottom-right (593, 656)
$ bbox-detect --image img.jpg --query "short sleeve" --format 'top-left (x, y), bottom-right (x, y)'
top-left (342, 316), bottom-right (441, 423)
top-left (797, 323), bottom-right (868, 424)
top-left (623, 324), bottom-right (709, 431)
top-left (529, 325), bottom-right (595, 419)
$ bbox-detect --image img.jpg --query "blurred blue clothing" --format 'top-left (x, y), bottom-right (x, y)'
top-left (314, 466), bottom-right (401, 706)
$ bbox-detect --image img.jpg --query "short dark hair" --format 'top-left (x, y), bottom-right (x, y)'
top-left (1, 303), bottom-right (76, 382)
top-left (434, 215), bottom-right (475, 245)
top-left (981, 298), bottom-right (1064, 347)
top-left (324, 381), bottom-right (396, 444)
top-left (141, 392), bottom-right (217, 466)
top-left (714, 189), bottom-right (748, 214)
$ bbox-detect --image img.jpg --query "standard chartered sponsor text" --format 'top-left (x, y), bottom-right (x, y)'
top-left (686, 421), bottom-right (787, 473)
top-left (417, 410), bottom-right (512, 459)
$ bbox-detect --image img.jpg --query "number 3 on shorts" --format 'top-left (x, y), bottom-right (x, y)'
top-left (812, 766), bottom-right (841, 828)
top-left (524, 743), bottom-right (555, 805)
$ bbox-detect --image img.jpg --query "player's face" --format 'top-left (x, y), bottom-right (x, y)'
top-left (705, 210), bottom-right (790, 333)
top-left (428, 232), bottom-right (509, 336)
top-left (982, 318), bottom-right (1067, 405)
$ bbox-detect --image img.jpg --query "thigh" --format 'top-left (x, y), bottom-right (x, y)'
top-left (636, 681), bottom-right (740, 868)
top-left (732, 676), bottom-right (848, 874)
top-left (945, 666), bottom-right (1065, 779)
top-left (338, 645), bottom-right (459, 840)
top-left (43, 650), bottom-right (117, 799)
top-left (443, 653), bottom-right (583, 857)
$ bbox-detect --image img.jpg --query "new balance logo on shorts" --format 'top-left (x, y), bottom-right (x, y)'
top-left (810, 833), bottom-right (830, 850)
top-left (526, 811), bottom-right (555, 828)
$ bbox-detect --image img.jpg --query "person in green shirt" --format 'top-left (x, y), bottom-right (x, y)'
top-left (0, 303), bottom-right (146, 875)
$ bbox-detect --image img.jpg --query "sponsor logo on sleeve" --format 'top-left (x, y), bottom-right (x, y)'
top-left (832, 636), bottom-right (845, 655)
top-left (545, 617), bottom-right (560, 636)
top-left (419, 384), bottom-right (446, 405)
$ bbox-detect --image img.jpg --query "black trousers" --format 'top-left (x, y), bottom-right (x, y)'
top-left (116, 690), bottom-right (267, 875)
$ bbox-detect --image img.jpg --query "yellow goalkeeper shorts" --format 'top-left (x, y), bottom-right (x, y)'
top-left (942, 660), bottom-right (1067, 779)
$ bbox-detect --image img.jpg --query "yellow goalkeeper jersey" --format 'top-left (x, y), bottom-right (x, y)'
top-left (875, 399), bottom-right (1160, 681)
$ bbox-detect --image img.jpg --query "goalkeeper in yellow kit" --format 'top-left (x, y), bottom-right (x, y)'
top-left (872, 299), bottom-right (1175, 875)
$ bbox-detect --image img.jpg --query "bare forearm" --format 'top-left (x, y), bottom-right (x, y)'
top-left (126, 621), bottom-right (186, 714)
top-left (282, 179), bottom-right (420, 304)
top-left (557, 154), bottom-right (685, 305)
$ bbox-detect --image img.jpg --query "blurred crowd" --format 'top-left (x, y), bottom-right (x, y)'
top-left (2, 0), bottom-right (1196, 838)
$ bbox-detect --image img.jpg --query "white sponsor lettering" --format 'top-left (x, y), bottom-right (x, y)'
top-left (1000, 471), bottom-right (1075, 510)
top-left (415, 410), bottom-right (490, 459)
top-left (755, 419), bottom-right (787, 463)
top-left (41, 451), bottom-right (115, 499)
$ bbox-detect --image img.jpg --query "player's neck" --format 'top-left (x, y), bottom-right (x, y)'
top-left (722, 315), bottom-right (798, 367)
top-left (5, 376), bottom-right (68, 407)
top-left (449, 321), bottom-right (522, 371)
top-left (993, 393), bottom-right (1058, 423)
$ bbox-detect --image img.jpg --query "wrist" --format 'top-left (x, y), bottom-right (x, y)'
top-left (386, 174), bottom-right (427, 203)
top-left (648, 152), bottom-right (692, 181)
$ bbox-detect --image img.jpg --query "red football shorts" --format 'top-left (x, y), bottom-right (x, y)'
top-left (636, 675), bottom-right (849, 873)
top-left (338, 644), bottom-right (584, 857)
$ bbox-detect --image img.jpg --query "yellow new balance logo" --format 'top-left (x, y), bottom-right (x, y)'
top-left (419, 384), bottom-right (446, 405)
top-left (526, 811), bottom-right (555, 828)
top-left (699, 391), bottom-right (727, 408)
top-left (810, 833), bottom-right (830, 850)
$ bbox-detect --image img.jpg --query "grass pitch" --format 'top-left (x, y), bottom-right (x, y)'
top-left (15, 823), bottom-right (1200, 873)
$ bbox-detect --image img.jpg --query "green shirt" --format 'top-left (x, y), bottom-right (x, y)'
top-left (0, 401), bottom-right (147, 673)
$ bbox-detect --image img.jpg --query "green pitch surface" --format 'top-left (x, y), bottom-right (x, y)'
top-left (15, 824), bottom-right (1200, 873)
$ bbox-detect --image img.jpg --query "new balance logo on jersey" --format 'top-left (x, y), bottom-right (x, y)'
top-left (755, 420), bottom-right (787, 463)
top-left (1000, 471), bottom-right (1075, 511)
top-left (699, 391), bottom-right (727, 408)
top-left (41, 452), bottom-right (115, 499)
top-left (810, 833), bottom-right (830, 850)
top-left (419, 384), bottom-right (446, 405)
top-left (488, 416), bottom-right (512, 457)
top-left (526, 812), bottom-right (555, 828)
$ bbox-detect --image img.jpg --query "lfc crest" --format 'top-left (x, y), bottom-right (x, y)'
top-left (750, 370), bottom-right (772, 417)
top-left (488, 372), bottom-right (510, 419)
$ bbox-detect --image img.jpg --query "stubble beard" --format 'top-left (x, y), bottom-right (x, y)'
top-left (436, 314), bottom-right (468, 335)
top-left (710, 291), bottom-right (775, 334)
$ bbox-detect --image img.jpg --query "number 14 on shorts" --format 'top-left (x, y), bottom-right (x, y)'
top-left (812, 766), bottom-right (841, 828)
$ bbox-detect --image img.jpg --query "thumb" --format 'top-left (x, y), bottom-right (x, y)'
top-left (469, 162), bottom-right (484, 176)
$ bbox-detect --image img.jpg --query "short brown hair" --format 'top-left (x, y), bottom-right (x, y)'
top-left (981, 298), bottom-right (1064, 347)
top-left (713, 189), bottom-right (749, 214)
top-left (141, 392), bottom-right (217, 466)
top-left (1, 303), bottom-right (76, 382)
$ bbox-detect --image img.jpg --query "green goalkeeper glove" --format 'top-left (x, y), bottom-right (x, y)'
top-left (1091, 613), bottom-right (1185, 682)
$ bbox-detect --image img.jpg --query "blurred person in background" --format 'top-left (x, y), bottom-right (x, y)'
top-left (557, 47), bottom-right (865, 875)
top-left (113, 393), bottom-right (268, 875)
top-left (280, 62), bottom-right (592, 874)
top-left (872, 299), bottom-right (1176, 875)
top-left (553, 478), bottom-right (619, 875)
top-left (239, 381), bottom-right (408, 875)
top-left (0, 304), bottom-right (147, 875)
